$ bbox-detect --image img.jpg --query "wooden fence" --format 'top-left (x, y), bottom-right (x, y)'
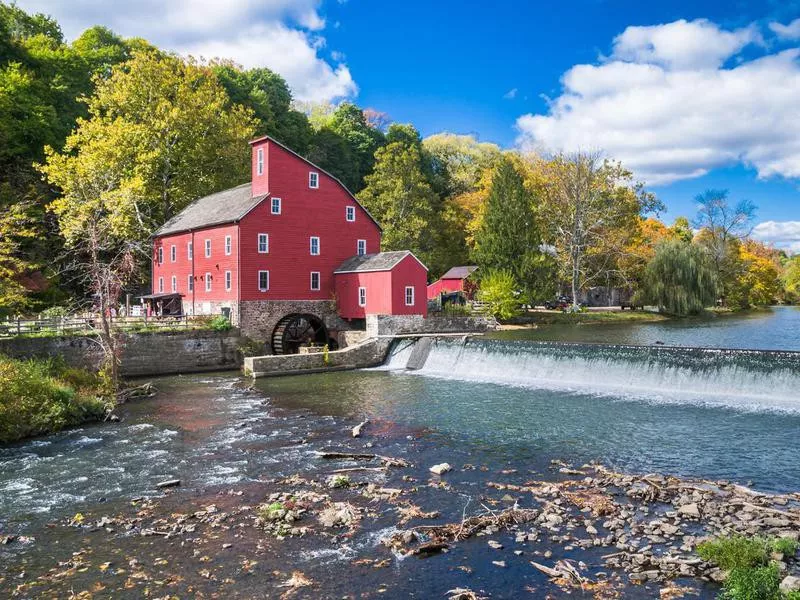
top-left (0, 315), bottom-right (212, 338)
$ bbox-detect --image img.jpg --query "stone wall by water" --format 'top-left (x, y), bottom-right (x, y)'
top-left (0, 330), bottom-right (242, 377)
top-left (244, 338), bottom-right (392, 377)
top-left (365, 314), bottom-right (497, 337)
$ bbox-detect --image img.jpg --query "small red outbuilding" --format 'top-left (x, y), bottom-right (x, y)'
top-left (426, 265), bottom-right (479, 300)
top-left (335, 251), bottom-right (428, 319)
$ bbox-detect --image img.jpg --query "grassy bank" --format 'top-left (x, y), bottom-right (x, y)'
top-left (503, 309), bottom-right (670, 326)
top-left (0, 355), bottom-right (111, 444)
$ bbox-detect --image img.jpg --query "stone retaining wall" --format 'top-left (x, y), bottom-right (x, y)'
top-left (238, 299), bottom-right (352, 350)
top-left (366, 314), bottom-right (497, 337)
top-left (0, 330), bottom-right (242, 377)
top-left (244, 338), bottom-right (392, 377)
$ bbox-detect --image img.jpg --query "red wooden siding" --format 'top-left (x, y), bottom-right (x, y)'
top-left (335, 254), bottom-right (428, 319)
top-left (239, 140), bottom-right (381, 301)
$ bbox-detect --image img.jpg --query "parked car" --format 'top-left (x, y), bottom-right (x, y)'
top-left (544, 296), bottom-right (572, 311)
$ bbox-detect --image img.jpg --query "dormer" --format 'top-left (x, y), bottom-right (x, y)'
top-left (249, 137), bottom-right (269, 197)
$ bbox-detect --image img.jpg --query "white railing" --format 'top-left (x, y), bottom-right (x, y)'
top-left (0, 314), bottom-right (212, 338)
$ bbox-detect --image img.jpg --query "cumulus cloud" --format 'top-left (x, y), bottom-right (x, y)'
top-left (753, 221), bottom-right (800, 254)
top-left (770, 18), bottom-right (800, 41)
top-left (17, 0), bottom-right (356, 103)
top-left (516, 19), bottom-right (800, 185)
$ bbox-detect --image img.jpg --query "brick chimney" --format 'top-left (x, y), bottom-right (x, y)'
top-left (249, 137), bottom-right (269, 197)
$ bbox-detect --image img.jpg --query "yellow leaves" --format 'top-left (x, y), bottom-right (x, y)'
top-left (70, 512), bottom-right (85, 525)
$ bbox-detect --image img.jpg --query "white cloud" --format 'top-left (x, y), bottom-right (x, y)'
top-left (516, 19), bottom-right (800, 185)
top-left (769, 18), bottom-right (800, 41)
top-left (610, 19), bottom-right (761, 70)
top-left (753, 221), bottom-right (800, 254)
top-left (17, 0), bottom-right (355, 103)
top-left (503, 88), bottom-right (518, 100)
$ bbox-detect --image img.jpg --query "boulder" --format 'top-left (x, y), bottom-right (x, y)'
top-left (780, 576), bottom-right (800, 594)
top-left (429, 463), bottom-right (452, 476)
top-left (678, 503), bottom-right (700, 518)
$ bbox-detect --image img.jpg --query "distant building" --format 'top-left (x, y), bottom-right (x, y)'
top-left (427, 265), bottom-right (479, 301)
top-left (149, 136), bottom-right (426, 353)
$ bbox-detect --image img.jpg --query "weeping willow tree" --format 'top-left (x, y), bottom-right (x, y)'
top-left (642, 240), bottom-right (717, 316)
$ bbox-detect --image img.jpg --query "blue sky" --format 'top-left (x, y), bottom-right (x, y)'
top-left (18, 0), bottom-right (800, 251)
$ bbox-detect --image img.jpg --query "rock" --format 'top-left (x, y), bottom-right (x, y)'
top-left (492, 560), bottom-right (506, 568)
top-left (586, 525), bottom-right (598, 535)
top-left (707, 568), bottom-right (727, 583)
top-left (109, 414), bottom-right (120, 422)
top-left (544, 550), bottom-right (552, 558)
top-left (514, 550), bottom-right (523, 556)
top-left (677, 503), bottom-right (700, 518)
top-left (780, 576), bottom-right (800, 594)
top-left (487, 540), bottom-right (503, 550)
top-left (156, 479), bottom-right (180, 488)
top-left (629, 572), bottom-right (648, 583)
top-left (429, 463), bottom-right (452, 476)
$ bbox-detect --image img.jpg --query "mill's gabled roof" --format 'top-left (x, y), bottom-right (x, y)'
top-left (154, 183), bottom-right (266, 236)
top-left (440, 265), bottom-right (478, 280)
top-left (335, 251), bottom-right (428, 274)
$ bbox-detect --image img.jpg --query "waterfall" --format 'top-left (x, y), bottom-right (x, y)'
top-left (382, 337), bottom-right (800, 412)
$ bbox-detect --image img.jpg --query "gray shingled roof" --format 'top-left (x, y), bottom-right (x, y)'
top-left (154, 183), bottom-right (266, 236)
top-left (335, 251), bottom-right (426, 273)
top-left (440, 265), bottom-right (478, 280)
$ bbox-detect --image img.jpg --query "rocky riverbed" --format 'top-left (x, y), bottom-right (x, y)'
top-left (2, 392), bottom-right (799, 599)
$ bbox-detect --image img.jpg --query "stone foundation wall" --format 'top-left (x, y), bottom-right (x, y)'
top-left (182, 299), bottom-right (239, 325)
top-left (238, 299), bottom-right (353, 350)
top-left (365, 314), bottom-right (497, 337)
top-left (244, 338), bottom-right (392, 377)
top-left (0, 330), bottom-right (242, 377)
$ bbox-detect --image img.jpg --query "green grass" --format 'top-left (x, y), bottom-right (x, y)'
top-left (698, 535), bottom-right (799, 600)
top-left (505, 309), bottom-right (669, 326)
top-left (0, 355), bottom-right (111, 444)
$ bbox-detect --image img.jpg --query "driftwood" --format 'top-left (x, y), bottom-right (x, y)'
top-left (316, 451), bottom-right (411, 468)
top-left (117, 382), bottom-right (157, 403)
top-left (412, 507), bottom-right (539, 542)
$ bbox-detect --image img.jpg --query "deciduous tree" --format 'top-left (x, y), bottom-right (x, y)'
top-left (642, 240), bottom-right (717, 316)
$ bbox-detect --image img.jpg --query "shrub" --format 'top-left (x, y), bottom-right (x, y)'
top-left (698, 536), bottom-right (770, 571)
top-left (209, 315), bottom-right (232, 331)
top-left (0, 355), bottom-right (109, 443)
top-left (770, 537), bottom-right (798, 558)
top-left (721, 563), bottom-right (782, 600)
top-left (478, 269), bottom-right (520, 320)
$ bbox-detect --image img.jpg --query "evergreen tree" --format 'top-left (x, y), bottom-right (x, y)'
top-left (473, 158), bottom-right (549, 300)
top-left (642, 240), bottom-right (717, 316)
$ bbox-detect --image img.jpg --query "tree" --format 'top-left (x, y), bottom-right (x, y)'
top-left (306, 102), bottom-right (384, 192)
top-left (540, 152), bottom-right (662, 310)
top-left (422, 133), bottom-right (502, 198)
top-left (784, 255), bottom-right (800, 301)
top-left (727, 242), bottom-right (783, 309)
top-left (478, 269), bottom-right (519, 320)
top-left (692, 189), bottom-right (757, 304)
top-left (473, 158), bottom-right (551, 300)
top-left (212, 63), bottom-right (312, 153)
top-left (356, 138), bottom-right (438, 264)
top-left (642, 240), bottom-right (717, 316)
top-left (42, 51), bottom-right (256, 247)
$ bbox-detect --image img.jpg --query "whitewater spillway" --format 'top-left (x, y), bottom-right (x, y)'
top-left (380, 337), bottom-right (800, 412)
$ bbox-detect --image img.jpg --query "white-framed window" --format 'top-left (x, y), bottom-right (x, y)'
top-left (346, 206), bottom-right (355, 222)
top-left (310, 271), bottom-right (320, 291)
top-left (357, 239), bottom-right (366, 255)
top-left (187, 241), bottom-right (193, 260)
top-left (158, 276), bottom-right (164, 293)
top-left (204, 272), bottom-right (212, 292)
top-left (225, 270), bottom-right (231, 291)
top-left (405, 286), bottom-right (415, 306)
top-left (358, 286), bottom-right (366, 307)
top-left (157, 247), bottom-right (163, 265)
top-left (258, 270), bottom-right (269, 292)
top-left (224, 235), bottom-right (232, 255)
top-left (310, 236), bottom-right (320, 255)
top-left (256, 147), bottom-right (264, 176)
top-left (271, 197), bottom-right (281, 214)
top-left (204, 239), bottom-right (211, 258)
top-left (188, 275), bottom-right (194, 291)
top-left (170, 245), bottom-right (176, 262)
top-left (257, 233), bottom-right (269, 253)
top-left (309, 171), bottom-right (319, 189)
top-left (171, 275), bottom-right (177, 293)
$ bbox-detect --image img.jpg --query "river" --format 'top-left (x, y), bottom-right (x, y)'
top-left (1, 308), bottom-right (798, 597)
